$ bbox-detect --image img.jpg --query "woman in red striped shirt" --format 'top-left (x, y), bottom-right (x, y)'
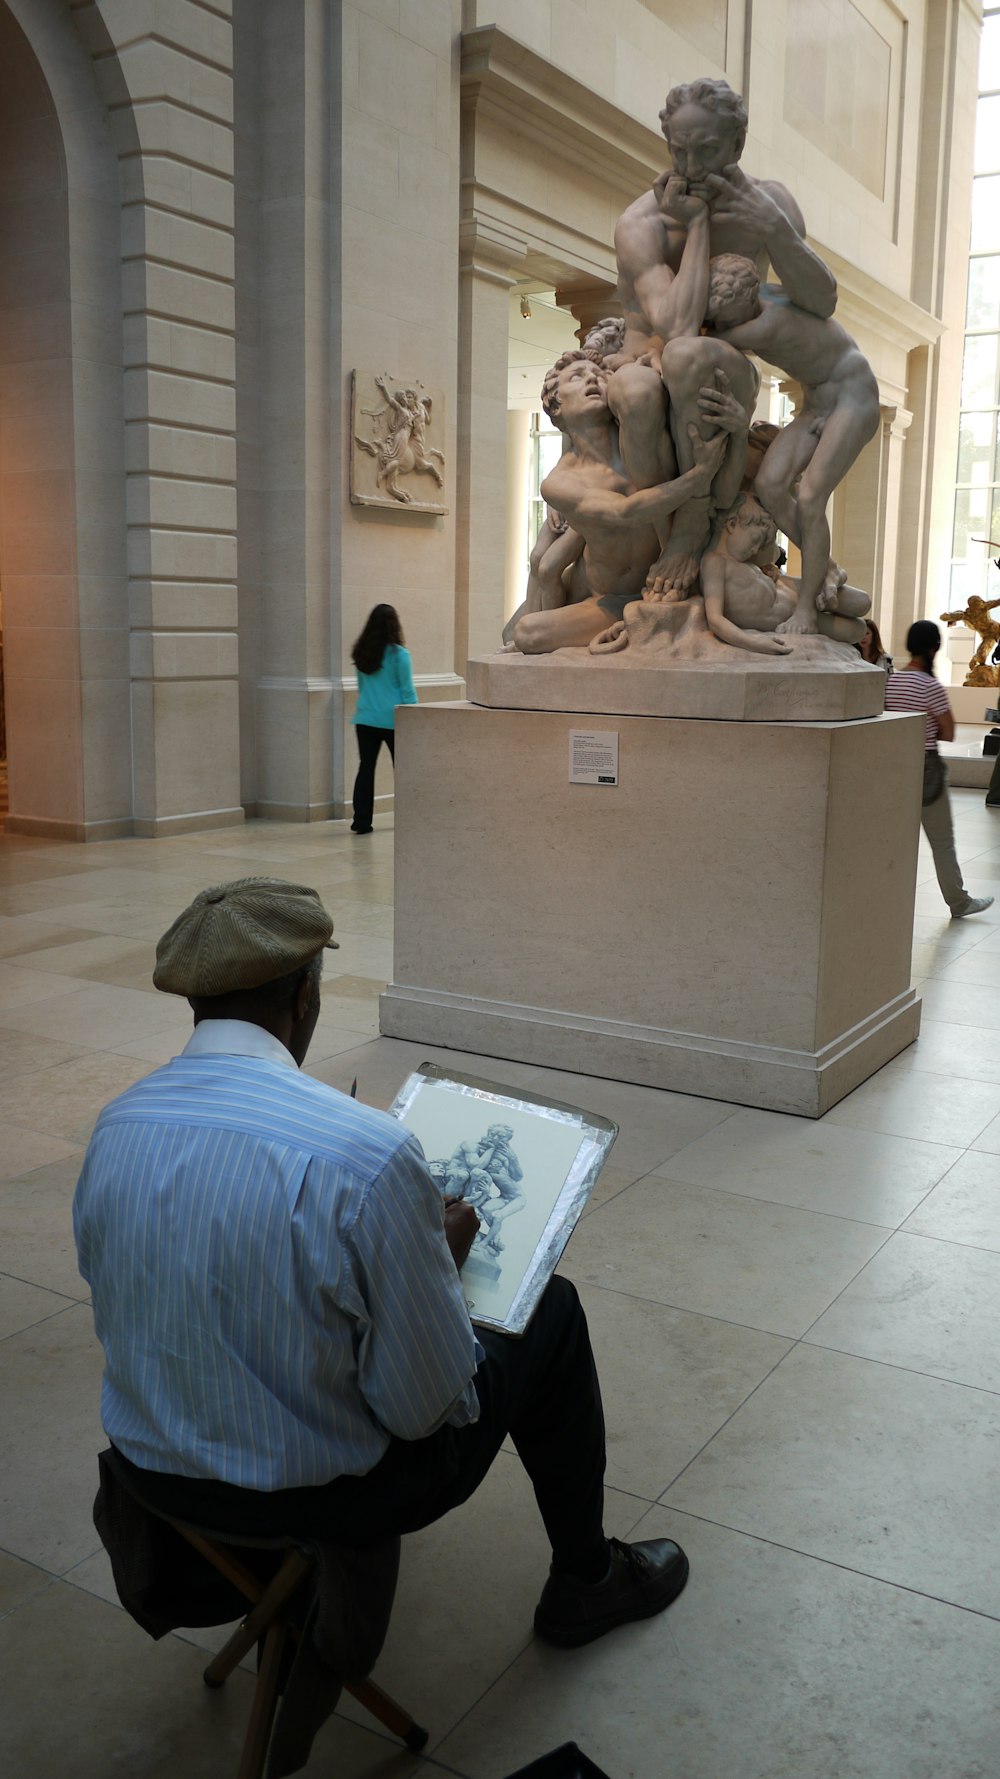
top-left (885, 621), bottom-right (993, 919)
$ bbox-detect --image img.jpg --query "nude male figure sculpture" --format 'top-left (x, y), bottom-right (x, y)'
top-left (609, 76), bottom-right (837, 596)
top-left (512, 352), bottom-right (725, 655)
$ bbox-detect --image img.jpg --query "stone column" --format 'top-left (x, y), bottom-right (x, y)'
top-left (107, 5), bottom-right (243, 835)
top-left (455, 218), bottom-right (527, 666)
top-left (252, 0), bottom-right (337, 820)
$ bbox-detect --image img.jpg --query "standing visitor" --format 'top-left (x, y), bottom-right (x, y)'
top-left (857, 617), bottom-right (894, 675)
top-left (349, 604), bottom-right (417, 834)
top-left (885, 621), bottom-right (993, 919)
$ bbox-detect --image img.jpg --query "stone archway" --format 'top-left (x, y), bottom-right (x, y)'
top-left (0, 0), bottom-right (130, 839)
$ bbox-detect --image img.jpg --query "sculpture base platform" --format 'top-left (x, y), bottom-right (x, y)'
top-left (468, 648), bottom-right (886, 723)
top-left (381, 704), bottom-right (924, 1117)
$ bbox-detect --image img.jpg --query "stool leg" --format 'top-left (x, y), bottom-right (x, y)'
top-left (204, 1551), bottom-right (312, 1688)
top-left (346, 1677), bottom-right (429, 1752)
top-left (236, 1622), bottom-right (288, 1779)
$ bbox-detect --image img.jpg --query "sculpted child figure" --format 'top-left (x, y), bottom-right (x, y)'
top-left (701, 494), bottom-right (870, 656)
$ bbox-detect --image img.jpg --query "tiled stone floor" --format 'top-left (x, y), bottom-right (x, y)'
top-left (2, 797), bottom-right (1000, 1778)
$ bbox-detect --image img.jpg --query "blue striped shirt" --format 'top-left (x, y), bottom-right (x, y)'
top-left (72, 1022), bottom-right (479, 1489)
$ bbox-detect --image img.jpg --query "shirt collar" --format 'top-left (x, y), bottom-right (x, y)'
top-left (181, 1020), bottom-right (298, 1070)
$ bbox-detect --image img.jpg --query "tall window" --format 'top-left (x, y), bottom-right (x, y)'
top-left (952, 5), bottom-right (1000, 609)
top-left (526, 411), bottom-right (564, 574)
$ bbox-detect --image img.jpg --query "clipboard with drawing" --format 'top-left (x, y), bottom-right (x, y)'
top-left (388, 1062), bottom-right (617, 1336)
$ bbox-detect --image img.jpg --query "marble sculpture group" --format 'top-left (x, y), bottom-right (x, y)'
top-left (505, 77), bottom-right (880, 670)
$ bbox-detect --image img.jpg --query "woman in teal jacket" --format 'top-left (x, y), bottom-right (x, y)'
top-left (349, 604), bottom-right (418, 833)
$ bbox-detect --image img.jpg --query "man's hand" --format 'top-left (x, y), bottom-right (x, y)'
top-left (443, 1198), bottom-right (479, 1271)
top-left (694, 164), bottom-right (781, 238)
top-left (697, 370), bottom-right (747, 435)
top-left (657, 172), bottom-right (708, 225)
top-left (687, 423), bottom-right (728, 485)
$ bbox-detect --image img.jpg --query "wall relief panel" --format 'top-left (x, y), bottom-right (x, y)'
top-left (350, 372), bottom-right (449, 514)
top-left (638, 0), bottom-right (728, 69)
top-left (784, 0), bottom-right (899, 200)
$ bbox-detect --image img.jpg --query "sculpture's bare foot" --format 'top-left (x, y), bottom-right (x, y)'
top-left (389, 486), bottom-right (412, 504)
top-left (644, 498), bottom-right (712, 599)
top-left (776, 605), bottom-right (818, 636)
top-left (643, 571), bottom-right (688, 604)
top-left (644, 545), bottom-right (702, 601)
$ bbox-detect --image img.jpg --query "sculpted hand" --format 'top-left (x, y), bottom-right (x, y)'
top-left (687, 423), bottom-right (728, 484)
top-left (697, 370), bottom-right (746, 435)
top-left (697, 163), bottom-right (781, 236)
top-left (657, 172), bottom-right (708, 224)
top-left (444, 1199), bottom-right (480, 1271)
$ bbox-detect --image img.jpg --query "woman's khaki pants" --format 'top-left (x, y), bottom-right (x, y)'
top-left (921, 782), bottom-right (967, 913)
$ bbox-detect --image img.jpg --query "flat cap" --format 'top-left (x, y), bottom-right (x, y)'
top-left (154, 877), bottom-right (335, 997)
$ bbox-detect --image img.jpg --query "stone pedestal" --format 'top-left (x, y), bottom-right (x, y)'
top-left (381, 704), bottom-right (924, 1117)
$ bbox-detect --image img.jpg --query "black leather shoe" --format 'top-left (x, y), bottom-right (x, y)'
top-left (533, 1537), bottom-right (689, 1648)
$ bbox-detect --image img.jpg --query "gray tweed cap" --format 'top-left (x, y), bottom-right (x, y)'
top-left (153, 877), bottom-right (336, 997)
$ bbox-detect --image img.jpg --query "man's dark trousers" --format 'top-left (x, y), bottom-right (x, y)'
top-left (118, 1277), bottom-right (609, 1577)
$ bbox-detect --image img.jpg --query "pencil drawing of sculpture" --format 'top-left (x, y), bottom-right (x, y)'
top-left (506, 76), bottom-right (881, 668)
top-left (430, 1125), bottom-right (526, 1261)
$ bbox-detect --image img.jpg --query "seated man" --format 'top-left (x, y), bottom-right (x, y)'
top-left (73, 877), bottom-right (688, 1649)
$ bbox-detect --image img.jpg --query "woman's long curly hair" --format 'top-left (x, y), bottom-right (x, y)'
top-left (352, 604), bottom-right (404, 677)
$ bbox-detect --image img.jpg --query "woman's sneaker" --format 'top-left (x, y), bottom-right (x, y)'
top-left (952, 895), bottom-right (994, 919)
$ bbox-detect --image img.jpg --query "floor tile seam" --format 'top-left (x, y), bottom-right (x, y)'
top-left (0, 1577), bottom-right (59, 1626)
top-left (564, 1272), bottom-right (803, 1342)
top-left (0, 1265), bottom-right (89, 1305)
top-left (917, 1006), bottom-right (1000, 1034)
top-left (793, 1222), bottom-right (899, 1342)
top-left (890, 1219), bottom-right (1000, 1259)
top-left (0, 938), bottom-right (109, 962)
top-left (0, 1296), bottom-right (92, 1344)
top-left (643, 1167), bottom-right (902, 1232)
top-left (0, 1118), bottom-right (95, 1153)
top-left (892, 1144), bottom-right (1000, 1225)
top-left (820, 1120), bottom-right (989, 1156)
top-left (643, 1336), bottom-right (798, 1499)
top-left (839, 1092), bottom-right (1000, 1149)
top-left (632, 1108), bottom-right (746, 1173)
top-left (0, 1146), bottom-right (86, 1182)
top-left (882, 1057), bottom-right (1000, 1087)
top-left (645, 1504), bottom-right (1000, 1622)
top-left (899, 1222), bottom-right (1000, 1260)
top-left (388, 1625), bottom-right (540, 1765)
top-left (0, 969), bottom-right (96, 1005)
top-left (797, 1330), bottom-right (1000, 1398)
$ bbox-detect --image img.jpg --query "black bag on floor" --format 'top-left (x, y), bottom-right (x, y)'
top-left (502, 1745), bottom-right (612, 1779)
